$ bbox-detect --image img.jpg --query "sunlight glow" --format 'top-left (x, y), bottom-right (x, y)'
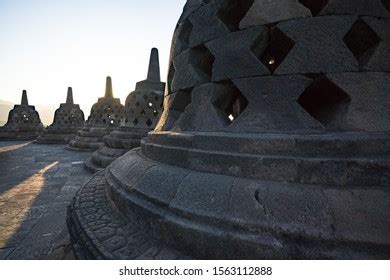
top-left (0, 0), bottom-right (186, 125)
top-left (0, 161), bottom-right (58, 247)
top-left (0, 142), bottom-right (31, 153)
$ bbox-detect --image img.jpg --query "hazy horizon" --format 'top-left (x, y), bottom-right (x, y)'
top-left (0, 0), bottom-right (186, 124)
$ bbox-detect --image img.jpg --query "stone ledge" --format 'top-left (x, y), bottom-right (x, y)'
top-left (66, 172), bottom-right (188, 260)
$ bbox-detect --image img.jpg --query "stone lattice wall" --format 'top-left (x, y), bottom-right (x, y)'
top-left (157, 0), bottom-right (390, 134)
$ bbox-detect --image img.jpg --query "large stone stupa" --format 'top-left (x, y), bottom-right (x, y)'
top-left (0, 90), bottom-right (44, 140)
top-left (67, 0), bottom-right (390, 259)
top-left (36, 87), bottom-right (85, 144)
top-left (84, 48), bottom-right (165, 172)
top-left (68, 77), bottom-right (124, 152)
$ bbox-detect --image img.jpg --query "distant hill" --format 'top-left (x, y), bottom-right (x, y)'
top-left (0, 99), bottom-right (55, 126)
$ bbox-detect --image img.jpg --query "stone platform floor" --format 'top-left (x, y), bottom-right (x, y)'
top-left (0, 141), bottom-right (92, 260)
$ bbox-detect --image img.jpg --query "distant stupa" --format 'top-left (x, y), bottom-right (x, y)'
top-left (0, 90), bottom-right (44, 140)
top-left (85, 48), bottom-right (165, 172)
top-left (68, 77), bottom-right (124, 151)
top-left (36, 87), bottom-right (85, 144)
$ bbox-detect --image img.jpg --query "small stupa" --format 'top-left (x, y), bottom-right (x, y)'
top-left (36, 87), bottom-right (85, 144)
top-left (84, 48), bottom-right (165, 172)
top-left (68, 77), bottom-right (124, 151)
top-left (0, 90), bottom-right (44, 140)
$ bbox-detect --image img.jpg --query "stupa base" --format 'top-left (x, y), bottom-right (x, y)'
top-left (66, 171), bottom-right (187, 260)
top-left (36, 133), bottom-right (77, 144)
top-left (0, 131), bottom-right (42, 141)
top-left (68, 144), bottom-right (390, 260)
top-left (68, 127), bottom-right (113, 152)
top-left (84, 127), bottom-right (149, 173)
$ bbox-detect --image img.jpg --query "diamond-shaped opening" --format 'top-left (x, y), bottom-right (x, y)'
top-left (343, 19), bottom-right (381, 64)
top-left (383, 0), bottom-right (390, 11)
top-left (153, 110), bottom-right (159, 117)
top-left (171, 90), bottom-right (192, 113)
top-left (146, 119), bottom-right (153, 127)
top-left (135, 101), bottom-right (141, 107)
top-left (133, 118), bottom-right (139, 125)
top-left (217, 0), bottom-right (254, 31)
top-left (140, 109), bottom-right (147, 117)
top-left (259, 27), bottom-right (295, 74)
top-left (191, 45), bottom-right (215, 78)
top-left (178, 19), bottom-right (193, 46)
top-left (298, 76), bottom-right (351, 129)
top-left (298, 0), bottom-right (328, 16)
top-left (213, 83), bottom-right (249, 125)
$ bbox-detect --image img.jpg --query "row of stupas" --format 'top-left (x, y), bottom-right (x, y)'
top-left (2, 0), bottom-right (389, 260)
top-left (0, 48), bottom-right (165, 169)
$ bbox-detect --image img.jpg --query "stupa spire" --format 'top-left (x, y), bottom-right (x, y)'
top-left (146, 48), bottom-right (161, 82)
top-left (66, 87), bottom-right (74, 105)
top-left (21, 90), bottom-right (28, 106)
top-left (105, 76), bottom-right (113, 98)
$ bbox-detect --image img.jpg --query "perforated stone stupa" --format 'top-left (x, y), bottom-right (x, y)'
top-left (36, 87), bottom-right (85, 144)
top-left (68, 77), bottom-right (124, 151)
top-left (67, 0), bottom-right (390, 259)
top-left (0, 90), bottom-right (43, 140)
top-left (84, 48), bottom-right (165, 172)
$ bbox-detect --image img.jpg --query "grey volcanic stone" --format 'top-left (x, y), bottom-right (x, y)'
top-left (36, 87), bottom-right (85, 144)
top-left (172, 48), bottom-right (212, 92)
top-left (0, 90), bottom-right (43, 140)
top-left (206, 26), bottom-right (270, 81)
top-left (173, 83), bottom-right (235, 132)
top-left (68, 0), bottom-right (390, 260)
top-left (68, 77), bottom-right (123, 152)
top-left (358, 17), bottom-right (390, 72)
top-left (275, 16), bottom-right (358, 75)
top-left (231, 75), bottom-right (323, 133)
top-left (319, 0), bottom-right (390, 18)
top-left (188, 2), bottom-right (230, 47)
top-left (240, 0), bottom-right (311, 28)
top-left (85, 49), bottom-right (165, 173)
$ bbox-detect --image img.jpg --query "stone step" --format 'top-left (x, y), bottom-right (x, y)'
top-left (141, 140), bottom-right (390, 187)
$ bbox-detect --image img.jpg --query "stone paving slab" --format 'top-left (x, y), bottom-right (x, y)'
top-left (0, 141), bottom-right (92, 259)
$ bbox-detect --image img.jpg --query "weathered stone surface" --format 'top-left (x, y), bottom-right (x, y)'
top-left (172, 48), bottom-right (213, 92)
top-left (188, 2), bottom-right (230, 47)
top-left (275, 16), bottom-right (358, 75)
top-left (240, 0), bottom-right (311, 28)
top-left (206, 26), bottom-right (270, 81)
top-left (0, 91), bottom-right (43, 140)
top-left (68, 0), bottom-right (390, 260)
top-left (319, 0), bottom-right (390, 18)
top-left (357, 17), bottom-right (390, 72)
top-left (36, 87), bottom-right (85, 144)
top-left (0, 141), bottom-right (92, 259)
top-left (68, 77), bottom-right (123, 152)
top-left (85, 49), bottom-right (165, 173)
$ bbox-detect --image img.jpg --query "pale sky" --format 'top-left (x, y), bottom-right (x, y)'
top-left (0, 0), bottom-right (185, 121)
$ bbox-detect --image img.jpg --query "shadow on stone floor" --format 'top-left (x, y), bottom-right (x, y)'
top-left (0, 141), bottom-right (93, 260)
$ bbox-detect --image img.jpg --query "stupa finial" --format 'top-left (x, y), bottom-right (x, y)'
top-left (21, 90), bottom-right (28, 106)
top-left (105, 76), bottom-right (113, 98)
top-left (146, 48), bottom-right (161, 82)
top-left (66, 87), bottom-right (74, 105)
